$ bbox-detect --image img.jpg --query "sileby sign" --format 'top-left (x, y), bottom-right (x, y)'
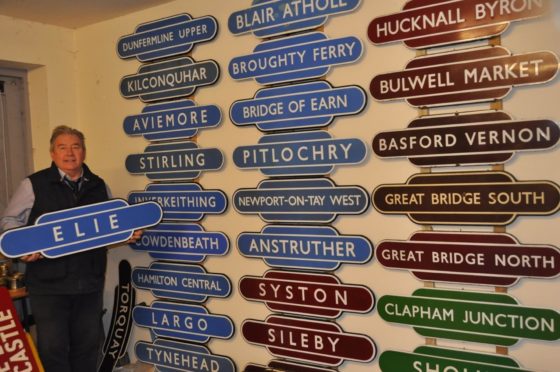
top-left (370, 46), bottom-right (559, 107)
top-left (372, 171), bottom-right (560, 225)
top-left (377, 230), bottom-right (560, 286)
top-left (368, 0), bottom-right (550, 48)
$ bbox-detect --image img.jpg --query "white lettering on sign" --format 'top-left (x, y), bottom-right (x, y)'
top-left (126, 67), bottom-right (208, 94)
top-left (464, 59), bottom-right (544, 84)
top-left (150, 312), bottom-right (208, 331)
top-left (312, 41), bottom-right (357, 62)
top-left (475, 0), bottom-right (544, 20)
top-left (384, 193), bottom-right (425, 205)
top-left (51, 214), bottom-right (121, 243)
top-left (231, 51), bottom-right (307, 75)
top-left (376, 9), bottom-right (466, 39)
top-left (267, 328), bottom-right (340, 352)
top-left (240, 142), bottom-right (353, 165)
top-left (107, 284), bottom-right (131, 360)
top-left (248, 237), bottom-right (356, 258)
top-left (122, 32), bottom-right (174, 53)
top-left (385, 303), bottom-right (455, 321)
top-left (0, 310), bottom-right (32, 372)
top-left (378, 134), bottom-right (457, 152)
top-left (379, 72), bottom-right (455, 94)
top-left (132, 109), bottom-right (209, 132)
top-left (138, 152), bottom-right (206, 170)
top-left (495, 254), bottom-right (555, 269)
top-left (381, 249), bottom-right (425, 263)
top-left (131, 195), bottom-right (217, 209)
top-left (257, 282), bottom-right (349, 306)
top-left (488, 191), bottom-right (545, 205)
top-left (145, 346), bottom-right (220, 371)
top-left (462, 311), bottom-right (554, 333)
top-left (138, 235), bottom-right (221, 251)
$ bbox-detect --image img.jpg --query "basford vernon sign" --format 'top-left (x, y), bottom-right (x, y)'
top-left (370, 46), bottom-right (559, 107)
top-left (373, 111), bottom-right (560, 166)
top-left (233, 131), bottom-right (366, 176)
top-left (128, 183), bottom-right (227, 221)
top-left (0, 199), bottom-right (162, 258)
top-left (117, 14), bottom-right (218, 61)
top-left (123, 99), bottom-right (221, 141)
top-left (131, 222), bottom-right (229, 263)
top-left (368, 0), bottom-right (550, 49)
top-left (378, 288), bottom-right (560, 346)
top-left (229, 0), bottom-right (361, 38)
top-left (234, 178), bottom-right (369, 223)
top-left (229, 32), bottom-right (362, 85)
top-left (242, 315), bottom-right (375, 366)
top-left (132, 262), bottom-right (231, 302)
top-left (237, 224), bottom-right (373, 271)
top-left (230, 81), bottom-right (366, 132)
top-left (120, 57), bottom-right (219, 102)
top-left (133, 301), bottom-right (234, 343)
top-left (377, 230), bottom-right (560, 286)
top-left (239, 270), bottom-right (374, 318)
top-left (372, 171), bottom-right (560, 225)
top-left (125, 141), bottom-right (223, 181)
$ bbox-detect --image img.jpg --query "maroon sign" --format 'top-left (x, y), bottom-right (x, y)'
top-left (245, 360), bottom-right (336, 372)
top-left (377, 230), bottom-right (560, 286)
top-left (239, 270), bottom-right (374, 318)
top-left (368, 0), bottom-right (551, 48)
top-left (373, 110), bottom-right (560, 166)
top-left (372, 171), bottom-right (560, 225)
top-left (370, 46), bottom-right (559, 107)
top-left (242, 315), bottom-right (375, 366)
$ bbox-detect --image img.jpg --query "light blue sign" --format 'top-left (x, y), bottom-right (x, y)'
top-left (238, 225), bottom-right (373, 270)
top-left (132, 262), bottom-right (231, 302)
top-left (0, 199), bottom-right (162, 258)
top-left (229, 0), bottom-right (361, 38)
top-left (136, 339), bottom-right (236, 372)
top-left (120, 57), bottom-right (219, 102)
top-left (230, 81), bottom-right (366, 131)
top-left (117, 14), bottom-right (218, 61)
top-left (233, 131), bottom-right (367, 176)
top-left (229, 32), bottom-right (362, 85)
top-left (123, 99), bottom-right (222, 141)
top-left (125, 141), bottom-right (224, 181)
top-left (128, 183), bottom-right (227, 221)
top-left (133, 301), bottom-right (234, 343)
top-left (233, 178), bottom-right (369, 223)
top-left (130, 223), bottom-right (229, 263)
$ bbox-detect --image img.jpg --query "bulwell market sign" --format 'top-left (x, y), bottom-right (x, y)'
top-left (368, 0), bottom-right (550, 49)
top-left (370, 46), bottom-right (559, 107)
top-left (378, 288), bottom-right (560, 346)
top-left (377, 230), bottom-right (560, 286)
top-left (372, 171), bottom-right (560, 225)
top-left (373, 111), bottom-right (560, 167)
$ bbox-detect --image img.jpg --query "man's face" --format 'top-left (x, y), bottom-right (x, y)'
top-left (50, 134), bottom-right (85, 178)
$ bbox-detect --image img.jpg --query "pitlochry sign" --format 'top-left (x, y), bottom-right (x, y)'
top-left (230, 81), bottom-right (366, 132)
top-left (233, 131), bottom-right (367, 176)
top-left (128, 183), bottom-right (227, 221)
top-left (229, 0), bottom-right (361, 38)
top-left (372, 171), bottom-right (560, 225)
top-left (234, 178), bottom-right (369, 223)
top-left (123, 99), bottom-right (222, 141)
top-left (242, 315), bottom-right (376, 366)
top-left (229, 32), bottom-right (362, 85)
top-left (130, 222), bottom-right (229, 263)
top-left (368, 0), bottom-right (550, 49)
top-left (373, 111), bottom-right (560, 167)
top-left (378, 288), bottom-right (560, 346)
top-left (377, 230), bottom-right (560, 286)
top-left (237, 224), bottom-right (373, 271)
top-left (370, 46), bottom-right (559, 107)
top-left (239, 270), bottom-right (374, 318)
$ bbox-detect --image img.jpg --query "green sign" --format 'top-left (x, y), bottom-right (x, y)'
top-left (378, 289), bottom-right (559, 345)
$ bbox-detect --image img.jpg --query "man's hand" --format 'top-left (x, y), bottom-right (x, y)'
top-left (20, 253), bottom-right (43, 262)
top-left (126, 229), bottom-right (144, 244)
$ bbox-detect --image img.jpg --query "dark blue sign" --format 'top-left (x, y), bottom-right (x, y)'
top-left (125, 141), bottom-right (224, 181)
top-left (233, 131), bottom-right (367, 176)
top-left (229, 0), bottom-right (361, 38)
top-left (132, 262), bottom-right (231, 302)
top-left (0, 199), bottom-right (162, 258)
top-left (136, 339), bottom-right (236, 372)
top-left (128, 183), bottom-right (227, 221)
top-left (233, 178), bottom-right (369, 223)
top-left (117, 14), bottom-right (218, 61)
top-left (230, 81), bottom-right (366, 131)
top-left (133, 301), bottom-right (234, 343)
top-left (120, 57), bottom-right (219, 102)
top-left (238, 225), bottom-right (373, 270)
top-left (229, 32), bottom-right (362, 85)
top-left (123, 99), bottom-right (222, 141)
top-left (130, 222), bottom-right (229, 263)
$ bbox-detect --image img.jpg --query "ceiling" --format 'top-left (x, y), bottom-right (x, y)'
top-left (0, 0), bottom-right (177, 29)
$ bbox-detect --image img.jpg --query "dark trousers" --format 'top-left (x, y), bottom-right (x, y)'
top-left (30, 291), bottom-right (104, 372)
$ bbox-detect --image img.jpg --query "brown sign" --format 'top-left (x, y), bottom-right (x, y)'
top-left (239, 270), bottom-right (374, 318)
top-left (370, 46), bottom-right (559, 107)
top-left (372, 171), bottom-right (560, 225)
top-left (368, 0), bottom-right (550, 48)
top-left (242, 315), bottom-right (376, 366)
top-left (245, 360), bottom-right (336, 372)
top-left (377, 231), bottom-right (560, 286)
top-left (373, 111), bottom-right (560, 166)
